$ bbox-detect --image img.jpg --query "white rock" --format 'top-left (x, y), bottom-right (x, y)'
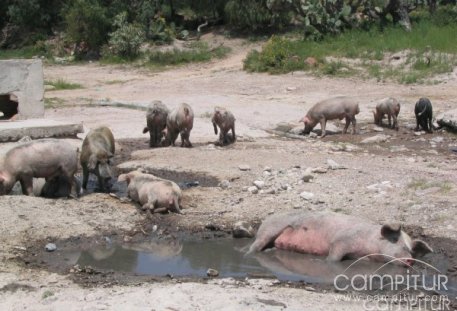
top-left (253, 180), bottom-right (265, 189)
top-left (248, 186), bottom-right (258, 194)
top-left (300, 191), bottom-right (315, 201)
top-left (361, 134), bottom-right (390, 144)
top-left (238, 165), bottom-right (251, 171)
top-left (327, 159), bottom-right (346, 170)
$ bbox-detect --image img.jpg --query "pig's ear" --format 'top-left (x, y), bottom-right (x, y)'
top-left (411, 240), bottom-right (433, 257)
top-left (118, 174), bottom-right (129, 183)
top-left (143, 127), bottom-right (149, 134)
top-left (88, 154), bottom-right (98, 170)
top-left (381, 224), bottom-right (401, 242)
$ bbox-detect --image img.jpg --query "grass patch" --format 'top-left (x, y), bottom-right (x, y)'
top-left (46, 79), bottom-right (83, 90)
top-left (407, 178), bottom-right (453, 193)
top-left (244, 20), bottom-right (457, 83)
top-left (146, 42), bottom-right (230, 67)
top-left (0, 46), bottom-right (49, 60)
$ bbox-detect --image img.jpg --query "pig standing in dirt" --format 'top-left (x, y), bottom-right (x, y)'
top-left (118, 170), bottom-right (183, 214)
top-left (40, 175), bottom-right (82, 198)
top-left (143, 100), bottom-right (169, 147)
top-left (211, 107), bottom-right (236, 145)
top-left (300, 96), bottom-right (360, 137)
top-left (163, 103), bottom-right (194, 148)
top-left (415, 97), bottom-right (433, 133)
top-left (373, 97), bottom-right (401, 130)
top-left (0, 139), bottom-right (78, 196)
top-left (248, 211), bottom-right (432, 266)
top-left (80, 126), bottom-right (115, 192)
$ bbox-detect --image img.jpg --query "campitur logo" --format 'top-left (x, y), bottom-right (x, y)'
top-left (332, 253), bottom-right (452, 311)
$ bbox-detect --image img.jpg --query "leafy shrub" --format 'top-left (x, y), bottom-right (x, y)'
top-left (107, 12), bottom-right (145, 59)
top-left (64, 0), bottom-right (110, 57)
top-left (224, 0), bottom-right (290, 31)
top-left (431, 5), bottom-right (457, 26)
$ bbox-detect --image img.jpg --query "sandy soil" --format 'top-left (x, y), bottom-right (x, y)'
top-left (1, 33), bottom-right (457, 310)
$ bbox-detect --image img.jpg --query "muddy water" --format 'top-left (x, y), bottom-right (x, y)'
top-left (49, 237), bottom-right (452, 290)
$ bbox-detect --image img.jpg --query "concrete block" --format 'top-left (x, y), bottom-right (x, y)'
top-left (0, 119), bottom-right (83, 142)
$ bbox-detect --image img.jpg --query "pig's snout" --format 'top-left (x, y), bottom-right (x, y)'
top-left (98, 163), bottom-right (113, 179)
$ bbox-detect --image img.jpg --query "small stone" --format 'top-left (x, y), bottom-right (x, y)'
top-left (248, 186), bottom-right (258, 194)
top-left (45, 243), bottom-right (57, 252)
top-left (309, 132), bottom-right (318, 138)
top-left (263, 171), bottom-right (271, 177)
top-left (152, 225), bottom-right (158, 232)
top-left (372, 126), bottom-right (384, 132)
top-left (253, 180), bottom-right (265, 189)
top-left (264, 188), bottom-right (276, 194)
top-left (286, 86), bottom-right (297, 91)
top-left (219, 180), bottom-right (231, 189)
top-left (238, 165), bottom-right (251, 171)
top-left (302, 174), bottom-right (314, 182)
top-left (361, 134), bottom-right (390, 144)
top-left (300, 191), bottom-right (315, 201)
top-left (305, 286), bottom-right (316, 292)
top-left (263, 166), bottom-right (272, 172)
top-left (327, 159), bottom-right (346, 170)
top-left (311, 167), bottom-right (327, 174)
top-left (123, 236), bottom-right (132, 243)
top-left (18, 136), bottom-right (32, 143)
top-left (207, 268), bottom-right (219, 277)
top-left (232, 221), bottom-right (255, 238)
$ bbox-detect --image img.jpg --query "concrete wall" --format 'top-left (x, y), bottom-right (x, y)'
top-left (0, 59), bottom-right (44, 119)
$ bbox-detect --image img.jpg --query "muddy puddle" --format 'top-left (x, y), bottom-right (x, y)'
top-left (34, 236), bottom-right (457, 300)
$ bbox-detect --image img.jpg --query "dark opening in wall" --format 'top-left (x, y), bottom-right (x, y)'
top-left (0, 94), bottom-right (18, 120)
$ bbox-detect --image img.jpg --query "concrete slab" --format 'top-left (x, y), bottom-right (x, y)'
top-left (0, 119), bottom-right (83, 142)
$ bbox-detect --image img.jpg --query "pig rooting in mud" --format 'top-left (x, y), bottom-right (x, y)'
top-left (415, 97), bottom-right (433, 133)
top-left (162, 103), bottom-right (194, 148)
top-left (118, 170), bottom-right (183, 214)
top-left (143, 100), bottom-right (169, 148)
top-left (248, 211), bottom-right (433, 266)
top-left (373, 97), bottom-right (401, 130)
top-left (0, 139), bottom-right (79, 196)
top-left (211, 107), bottom-right (236, 146)
top-left (300, 96), bottom-right (359, 137)
top-left (80, 126), bottom-right (115, 192)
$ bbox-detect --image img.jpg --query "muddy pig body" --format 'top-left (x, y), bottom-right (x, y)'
top-left (163, 103), bottom-right (194, 147)
top-left (415, 97), bottom-right (433, 133)
top-left (143, 101), bottom-right (169, 147)
top-left (301, 96), bottom-right (360, 137)
top-left (0, 139), bottom-right (78, 195)
top-left (248, 211), bottom-right (432, 266)
top-left (80, 126), bottom-right (115, 192)
top-left (211, 107), bottom-right (236, 145)
top-left (118, 170), bottom-right (183, 214)
top-left (373, 97), bottom-right (401, 130)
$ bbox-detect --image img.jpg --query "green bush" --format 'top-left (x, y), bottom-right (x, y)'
top-left (431, 5), bottom-right (457, 26)
top-left (63, 0), bottom-right (110, 57)
top-left (107, 12), bottom-right (145, 59)
top-left (224, 0), bottom-right (290, 31)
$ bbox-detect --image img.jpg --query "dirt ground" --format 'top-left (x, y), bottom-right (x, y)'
top-left (1, 33), bottom-right (457, 310)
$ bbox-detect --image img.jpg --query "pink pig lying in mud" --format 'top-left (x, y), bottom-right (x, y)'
top-left (248, 211), bottom-right (432, 266)
top-left (300, 96), bottom-right (360, 137)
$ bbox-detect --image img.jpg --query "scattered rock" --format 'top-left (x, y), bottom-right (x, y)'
top-left (361, 134), bottom-right (390, 144)
top-left (263, 166), bottom-right (272, 172)
top-left (152, 225), bottom-right (158, 232)
top-left (301, 174), bottom-right (314, 182)
top-left (45, 243), bottom-right (57, 252)
top-left (248, 186), bottom-right (259, 194)
top-left (286, 86), bottom-right (297, 91)
top-left (264, 188), bottom-right (276, 194)
top-left (305, 286), bottom-right (316, 292)
top-left (238, 164), bottom-right (251, 171)
top-left (253, 180), bottom-right (265, 189)
top-left (18, 136), bottom-right (32, 143)
top-left (232, 221), bottom-right (255, 238)
top-left (327, 159), bottom-right (346, 170)
top-left (300, 191), bottom-right (315, 201)
top-left (263, 171), bottom-right (271, 177)
top-left (372, 126), bottom-right (384, 132)
top-left (414, 131), bottom-right (425, 136)
top-left (207, 268), bottom-right (219, 277)
top-left (218, 180), bottom-right (231, 189)
top-left (309, 132), bottom-right (318, 138)
top-left (311, 167), bottom-right (328, 174)
top-left (431, 136), bottom-right (444, 143)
